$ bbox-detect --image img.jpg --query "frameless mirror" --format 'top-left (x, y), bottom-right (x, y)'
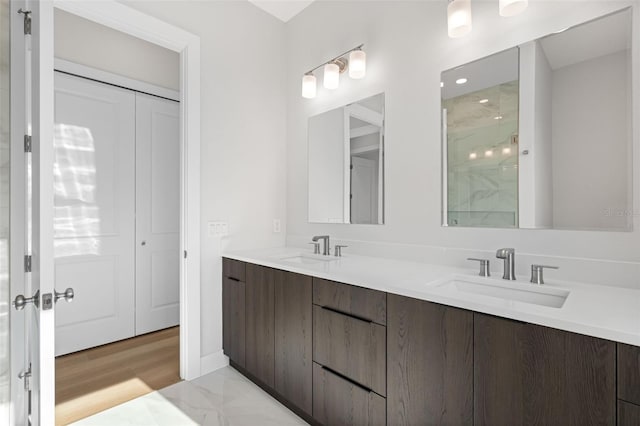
top-left (442, 9), bottom-right (633, 231)
top-left (308, 93), bottom-right (385, 224)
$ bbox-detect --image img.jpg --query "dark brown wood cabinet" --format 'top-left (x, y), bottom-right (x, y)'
top-left (387, 294), bottom-right (473, 426)
top-left (619, 343), bottom-right (640, 406)
top-left (619, 400), bottom-right (640, 426)
top-left (222, 259), bottom-right (246, 367)
top-left (274, 270), bottom-right (313, 416)
top-left (313, 305), bottom-right (386, 396)
top-left (245, 263), bottom-right (275, 387)
top-left (474, 313), bottom-right (616, 426)
top-left (313, 277), bottom-right (387, 325)
top-left (313, 362), bottom-right (386, 426)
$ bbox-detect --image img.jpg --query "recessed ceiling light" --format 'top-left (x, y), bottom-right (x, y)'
top-left (485, 150), bottom-right (494, 157)
top-left (494, 115), bottom-right (503, 120)
top-left (469, 152), bottom-right (477, 160)
top-left (479, 99), bottom-right (489, 104)
top-left (502, 147), bottom-right (511, 155)
top-left (456, 78), bottom-right (468, 85)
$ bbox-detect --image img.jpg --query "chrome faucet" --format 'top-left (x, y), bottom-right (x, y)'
top-left (496, 248), bottom-right (516, 280)
top-left (312, 235), bottom-right (331, 256)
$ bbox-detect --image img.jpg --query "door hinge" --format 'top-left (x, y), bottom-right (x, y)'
top-left (184, 250), bottom-right (187, 259)
top-left (17, 9), bottom-right (31, 35)
top-left (24, 255), bottom-right (32, 273)
top-left (18, 363), bottom-right (32, 391)
top-left (24, 135), bottom-right (32, 153)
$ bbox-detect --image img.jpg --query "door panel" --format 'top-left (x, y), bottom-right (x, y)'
top-left (53, 72), bottom-right (136, 356)
top-left (135, 93), bottom-right (180, 335)
top-left (351, 156), bottom-right (377, 224)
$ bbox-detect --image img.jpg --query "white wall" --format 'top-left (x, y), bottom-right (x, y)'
top-left (121, 0), bottom-right (288, 365)
top-left (285, 1), bottom-right (640, 288)
top-left (552, 50), bottom-right (630, 230)
top-left (54, 8), bottom-right (180, 90)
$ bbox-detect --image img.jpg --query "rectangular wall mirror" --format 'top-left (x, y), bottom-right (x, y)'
top-left (309, 93), bottom-right (385, 224)
top-left (441, 9), bottom-right (633, 231)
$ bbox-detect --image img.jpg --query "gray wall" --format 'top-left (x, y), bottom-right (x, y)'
top-left (54, 8), bottom-right (179, 90)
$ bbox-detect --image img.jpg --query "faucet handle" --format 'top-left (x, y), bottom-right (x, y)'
top-left (308, 242), bottom-right (321, 255)
top-left (467, 258), bottom-right (490, 277)
top-left (530, 264), bottom-right (559, 285)
top-left (334, 245), bottom-right (348, 257)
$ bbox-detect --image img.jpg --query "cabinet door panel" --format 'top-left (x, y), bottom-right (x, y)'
top-left (313, 305), bottom-right (386, 395)
top-left (223, 258), bottom-right (246, 282)
top-left (474, 313), bottom-right (615, 426)
top-left (618, 343), bottom-right (640, 406)
top-left (387, 294), bottom-right (473, 425)
top-left (245, 264), bottom-right (275, 387)
top-left (274, 270), bottom-right (312, 415)
top-left (313, 363), bottom-right (385, 426)
top-left (222, 276), bottom-right (245, 367)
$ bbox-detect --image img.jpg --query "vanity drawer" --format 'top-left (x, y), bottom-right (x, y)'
top-left (312, 362), bottom-right (386, 426)
top-left (312, 277), bottom-right (386, 325)
top-left (313, 305), bottom-right (386, 396)
top-left (618, 343), bottom-right (640, 405)
top-left (223, 258), bottom-right (246, 282)
top-left (618, 400), bottom-right (640, 426)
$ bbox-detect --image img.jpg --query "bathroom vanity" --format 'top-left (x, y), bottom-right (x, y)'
top-left (222, 250), bottom-right (640, 426)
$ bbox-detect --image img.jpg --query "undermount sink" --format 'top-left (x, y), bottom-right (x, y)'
top-left (277, 254), bottom-right (338, 265)
top-left (434, 276), bottom-right (570, 308)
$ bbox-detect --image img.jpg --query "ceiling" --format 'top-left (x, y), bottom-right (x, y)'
top-left (248, 0), bottom-right (316, 22)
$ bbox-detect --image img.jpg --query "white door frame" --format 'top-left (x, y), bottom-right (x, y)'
top-left (53, 0), bottom-right (202, 380)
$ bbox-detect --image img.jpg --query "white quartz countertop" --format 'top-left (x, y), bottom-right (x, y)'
top-left (224, 247), bottom-right (640, 347)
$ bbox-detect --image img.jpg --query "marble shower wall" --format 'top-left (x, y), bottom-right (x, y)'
top-left (444, 81), bottom-right (519, 227)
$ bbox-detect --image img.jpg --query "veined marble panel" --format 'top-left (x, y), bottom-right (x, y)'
top-left (72, 367), bottom-right (309, 426)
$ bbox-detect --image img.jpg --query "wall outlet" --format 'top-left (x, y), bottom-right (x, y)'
top-left (208, 221), bottom-right (229, 237)
top-left (273, 219), bottom-right (281, 233)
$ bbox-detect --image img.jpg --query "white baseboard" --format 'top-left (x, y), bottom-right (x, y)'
top-left (200, 350), bottom-right (229, 376)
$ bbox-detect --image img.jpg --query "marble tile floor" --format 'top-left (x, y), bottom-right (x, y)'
top-left (71, 366), bottom-right (309, 426)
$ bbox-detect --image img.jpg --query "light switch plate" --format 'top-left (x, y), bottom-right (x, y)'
top-left (208, 221), bottom-right (229, 237)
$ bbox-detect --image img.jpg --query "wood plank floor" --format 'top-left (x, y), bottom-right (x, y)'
top-left (55, 327), bottom-right (180, 426)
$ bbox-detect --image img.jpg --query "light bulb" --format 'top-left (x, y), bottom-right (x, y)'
top-left (324, 63), bottom-right (340, 90)
top-left (485, 150), bottom-right (494, 157)
top-left (301, 74), bottom-right (317, 99)
top-left (469, 152), bottom-right (477, 160)
top-left (447, 0), bottom-right (472, 38)
top-left (502, 147), bottom-right (511, 155)
top-left (349, 49), bottom-right (366, 79)
top-left (499, 0), bottom-right (528, 17)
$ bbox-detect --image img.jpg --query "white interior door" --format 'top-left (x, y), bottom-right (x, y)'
top-left (350, 156), bottom-right (377, 224)
top-left (9, 0), bottom-right (56, 424)
top-left (53, 72), bottom-right (136, 356)
top-left (135, 93), bottom-right (180, 335)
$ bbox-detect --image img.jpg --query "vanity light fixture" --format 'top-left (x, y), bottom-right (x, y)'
top-left (300, 44), bottom-right (366, 99)
top-left (494, 115), bottom-right (503, 120)
top-left (479, 98), bottom-right (489, 103)
top-left (456, 78), bottom-right (468, 85)
top-left (302, 73), bottom-right (317, 99)
top-left (447, 0), bottom-right (528, 38)
top-left (485, 149), bottom-right (494, 157)
top-left (469, 152), bottom-right (477, 160)
top-left (323, 63), bottom-right (340, 90)
top-left (502, 147), bottom-right (512, 155)
top-left (499, 0), bottom-right (528, 17)
top-left (448, 0), bottom-right (473, 38)
top-left (349, 48), bottom-right (366, 79)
